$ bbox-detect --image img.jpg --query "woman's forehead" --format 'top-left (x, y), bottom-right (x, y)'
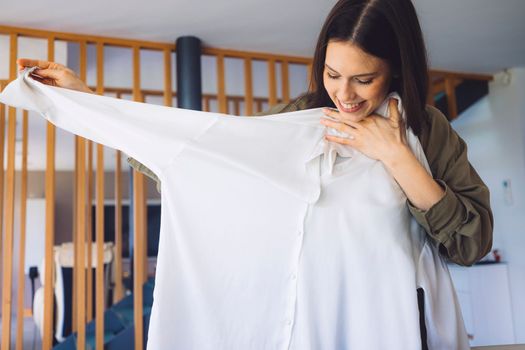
top-left (324, 41), bottom-right (388, 74)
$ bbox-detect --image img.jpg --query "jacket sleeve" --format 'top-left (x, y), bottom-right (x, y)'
top-left (408, 106), bottom-right (494, 266)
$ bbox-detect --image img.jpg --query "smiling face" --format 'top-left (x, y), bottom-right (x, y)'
top-left (323, 40), bottom-right (392, 122)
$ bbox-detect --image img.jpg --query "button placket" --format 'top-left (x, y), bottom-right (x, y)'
top-left (283, 202), bottom-right (310, 349)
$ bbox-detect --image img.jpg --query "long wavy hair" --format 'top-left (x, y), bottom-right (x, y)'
top-left (303, 0), bottom-right (430, 135)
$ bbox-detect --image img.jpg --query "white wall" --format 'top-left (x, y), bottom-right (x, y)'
top-left (451, 67), bottom-right (525, 342)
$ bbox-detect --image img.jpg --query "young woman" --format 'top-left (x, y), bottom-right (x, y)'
top-left (15, 0), bottom-right (492, 348)
top-left (263, 0), bottom-right (494, 267)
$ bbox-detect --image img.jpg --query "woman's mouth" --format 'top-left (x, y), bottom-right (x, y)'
top-left (337, 98), bottom-right (365, 113)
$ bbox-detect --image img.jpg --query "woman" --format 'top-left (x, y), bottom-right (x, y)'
top-left (15, 0), bottom-right (492, 348)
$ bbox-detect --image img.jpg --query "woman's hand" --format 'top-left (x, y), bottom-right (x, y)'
top-left (320, 98), bottom-right (408, 164)
top-left (17, 58), bottom-right (93, 94)
top-left (320, 98), bottom-right (445, 211)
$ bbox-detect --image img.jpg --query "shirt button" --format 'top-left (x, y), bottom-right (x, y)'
top-left (298, 230), bottom-right (303, 236)
top-left (291, 274), bottom-right (297, 280)
top-left (286, 320), bottom-right (293, 326)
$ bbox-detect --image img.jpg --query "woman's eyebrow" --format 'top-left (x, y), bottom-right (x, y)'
top-left (324, 63), bottom-right (378, 78)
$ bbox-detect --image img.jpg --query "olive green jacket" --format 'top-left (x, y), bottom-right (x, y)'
top-left (128, 98), bottom-right (493, 267)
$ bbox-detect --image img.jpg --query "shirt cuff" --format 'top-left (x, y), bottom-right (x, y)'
top-left (407, 179), bottom-right (467, 244)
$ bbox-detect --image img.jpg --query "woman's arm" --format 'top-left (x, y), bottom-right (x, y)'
top-left (408, 106), bottom-right (493, 266)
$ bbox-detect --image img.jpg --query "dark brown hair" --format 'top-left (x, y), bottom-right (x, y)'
top-left (304, 0), bottom-right (429, 135)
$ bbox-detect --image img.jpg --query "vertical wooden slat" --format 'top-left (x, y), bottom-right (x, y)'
top-left (132, 45), bottom-right (144, 350)
top-left (445, 77), bottom-right (458, 119)
top-left (142, 181), bottom-right (148, 283)
top-left (72, 135), bottom-right (79, 332)
top-left (233, 100), bottom-right (240, 116)
top-left (1, 33), bottom-right (17, 350)
top-left (163, 48), bottom-right (173, 107)
top-left (216, 54), bottom-right (227, 113)
top-left (15, 110), bottom-right (29, 350)
top-left (203, 97), bottom-right (210, 112)
top-left (95, 41), bottom-right (105, 350)
top-left (243, 58), bottom-right (253, 116)
top-left (307, 62), bottom-right (313, 92)
top-left (78, 41), bottom-right (94, 323)
top-left (0, 100), bottom-right (5, 304)
top-left (281, 60), bottom-right (290, 104)
top-left (86, 140), bottom-right (93, 320)
top-left (42, 35), bottom-right (56, 350)
top-left (114, 150), bottom-right (123, 301)
top-left (95, 143), bottom-right (104, 348)
top-left (73, 41), bottom-right (88, 350)
top-left (268, 59), bottom-right (277, 106)
top-left (76, 132), bottom-right (87, 350)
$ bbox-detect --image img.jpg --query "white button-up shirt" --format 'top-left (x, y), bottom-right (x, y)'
top-left (0, 69), bottom-right (470, 349)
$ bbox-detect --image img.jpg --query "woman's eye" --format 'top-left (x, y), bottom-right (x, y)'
top-left (327, 73), bottom-right (339, 79)
top-left (356, 78), bottom-right (373, 85)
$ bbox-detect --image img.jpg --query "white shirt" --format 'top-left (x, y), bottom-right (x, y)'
top-left (0, 69), bottom-right (469, 350)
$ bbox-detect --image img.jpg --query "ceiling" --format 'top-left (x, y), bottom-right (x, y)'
top-left (1, 0), bottom-right (524, 74)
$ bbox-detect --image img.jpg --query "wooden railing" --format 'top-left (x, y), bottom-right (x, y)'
top-left (0, 24), bottom-right (492, 350)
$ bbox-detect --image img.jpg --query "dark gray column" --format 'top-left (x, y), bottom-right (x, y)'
top-left (176, 36), bottom-right (202, 111)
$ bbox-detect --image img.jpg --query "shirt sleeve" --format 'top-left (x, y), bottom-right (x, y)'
top-left (408, 105), bottom-right (494, 266)
top-left (0, 69), bottom-right (217, 179)
top-left (126, 94), bottom-right (313, 192)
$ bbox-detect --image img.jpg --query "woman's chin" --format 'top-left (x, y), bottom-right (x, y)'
top-left (338, 109), bottom-right (368, 123)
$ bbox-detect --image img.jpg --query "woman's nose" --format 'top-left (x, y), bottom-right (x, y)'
top-left (339, 87), bottom-right (357, 103)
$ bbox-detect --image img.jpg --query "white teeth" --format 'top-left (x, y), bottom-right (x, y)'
top-left (341, 101), bottom-right (362, 109)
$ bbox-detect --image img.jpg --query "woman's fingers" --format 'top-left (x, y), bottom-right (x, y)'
top-left (322, 107), bottom-right (339, 117)
top-left (30, 68), bottom-right (62, 81)
top-left (17, 58), bottom-right (53, 71)
top-left (320, 118), bottom-right (356, 139)
top-left (325, 134), bottom-right (355, 145)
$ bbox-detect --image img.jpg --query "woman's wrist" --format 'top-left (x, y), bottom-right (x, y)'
top-left (380, 142), bottom-right (413, 171)
top-left (380, 143), bottom-right (445, 211)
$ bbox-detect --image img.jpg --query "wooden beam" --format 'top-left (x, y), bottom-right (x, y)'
top-left (233, 100), bottom-right (240, 116)
top-left (0, 25), bottom-right (174, 51)
top-left (281, 60), bottom-right (290, 104)
top-left (430, 77), bottom-right (462, 96)
top-left (132, 45), bottom-right (144, 350)
top-left (79, 41), bottom-right (94, 323)
top-left (86, 140), bottom-right (94, 321)
top-left (307, 63), bottom-right (313, 92)
top-left (114, 150), bottom-right (124, 301)
top-left (15, 110), bottom-right (29, 350)
top-left (95, 42), bottom-right (105, 350)
top-left (142, 180), bottom-right (148, 283)
top-left (72, 135), bottom-right (79, 332)
top-left (163, 48), bottom-right (173, 107)
top-left (203, 47), bottom-right (312, 65)
top-left (243, 58), bottom-right (253, 116)
top-left (1, 33), bottom-right (17, 350)
top-left (267, 59), bottom-right (277, 106)
top-left (429, 69), bottom-right (493, 81)
top-left (0, 101), bottom-right (5, 307)
top-left (95, 143), bottom-right (105, 350)
top-left (75, 131), bottom-right (87, 350)
top-left (216, 54), bottom-right (227, 113)
top-left (42, 35), bottom-right (56, 350)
